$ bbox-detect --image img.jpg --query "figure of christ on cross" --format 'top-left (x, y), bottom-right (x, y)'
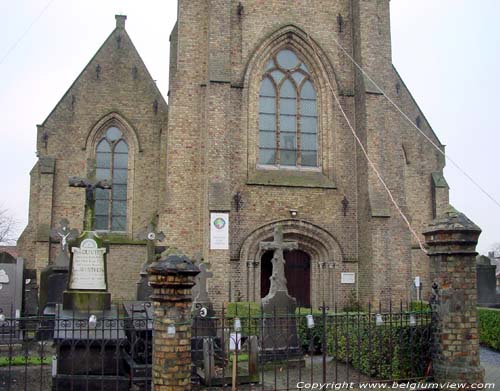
top-left (259, 225), bottom-right (298, 295)
top-left (68, 176), bottom-right (111, 231)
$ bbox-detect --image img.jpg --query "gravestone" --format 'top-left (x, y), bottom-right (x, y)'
top-left (0, 257), bottom-right (24, 341)
top-left (23, 269), bottom-right (38, 316)
top-left (52, 175), bottom-right (128, 391)
top-left (476, 255), bottom-right (500, 307)
top-left (39, 219), bottom-right (78, 315)
top-left (136, 221), bottom-right (166, 301)
top-left (191, 260), bottom-right (220, 367)
top-left (259, 225), bottom-right (303, 362)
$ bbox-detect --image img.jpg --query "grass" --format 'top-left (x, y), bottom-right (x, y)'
top-left (0, 356), bottom-right (51, 367)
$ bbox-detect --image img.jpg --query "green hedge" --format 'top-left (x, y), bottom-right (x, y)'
top-left (326, 314), bottom-right (432, 380)
top-left (478, 307), bottom-right (500, 350)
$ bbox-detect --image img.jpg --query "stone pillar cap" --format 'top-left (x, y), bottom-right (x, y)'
top-left (115, 15), bottom-right (127, 29)
top-left (147, 254), bottom-right (200, 276)
top-left (423, 205), bottom-right (481, 236)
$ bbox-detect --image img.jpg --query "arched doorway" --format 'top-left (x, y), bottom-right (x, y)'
top-left (261, 249), bottom-right (311, 307)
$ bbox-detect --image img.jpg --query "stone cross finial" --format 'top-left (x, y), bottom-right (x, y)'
top-left (259, 225), bottom-right (298, 294)
top-left (68, 176), bottom-right (111, 231)
top-left (137, 222), bottom-right (166, 263)
top-left (193, 263), bottom-right (213, 304)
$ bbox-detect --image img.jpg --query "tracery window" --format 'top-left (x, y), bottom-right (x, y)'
top-left (258, 48), bottom-right (318, 167)
top-left (94, 126), bottom-right (128, 231)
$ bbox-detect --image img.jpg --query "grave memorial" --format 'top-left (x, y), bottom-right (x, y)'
top-left (39, 219), bottom-right (78, 316)
top-left (136, 221), bottom-right (166, 301)
top-left (259, 225), bottom-right (303, 363)
top-left (476, 255), bottom-right (500, 307)
top-left (191, 261), bottom-right (219, 367)
top-left (52, 175), bottom-right (128, 391)
top-left (0, 256), bottom-right (24, 341)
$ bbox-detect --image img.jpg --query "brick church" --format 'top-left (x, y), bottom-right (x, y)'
top-left (18, 1), bottom-right (449, 309)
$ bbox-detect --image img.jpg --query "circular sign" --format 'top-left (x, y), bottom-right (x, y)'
top-left (213, 217), bottom-right (226, 230)
top-left (147, 232), bottom-right (156, 241)
top-left (199, 307), bottom-right (208, 318)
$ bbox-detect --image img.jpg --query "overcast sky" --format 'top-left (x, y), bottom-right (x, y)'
top-left (1, 1), bottom-right (498, 255)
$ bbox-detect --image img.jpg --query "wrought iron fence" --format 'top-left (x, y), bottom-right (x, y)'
top-left (0, 301), bottom-right (433, 391)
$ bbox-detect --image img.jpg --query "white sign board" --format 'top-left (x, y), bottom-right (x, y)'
top-left (210, 213), bottom-right (229, 250)
top-left (341, 272), bottom-right (356, 284)
top-left (70, 239), bottom-right (107, 290)
top-left (414, 276), bottom-right (421, 287)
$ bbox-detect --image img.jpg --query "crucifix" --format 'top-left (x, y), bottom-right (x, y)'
top-left (50, 219), bottom-right (79, 267)
top-left (68, 176), bottom-right (111, 231)
top-left (137, 220), bottom-right (166, 263)
top-left (259, 225), bottom-right (298, 295)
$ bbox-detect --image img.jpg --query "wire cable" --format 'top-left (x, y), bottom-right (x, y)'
top-left (306, 34), bottom-right (428, 254)
top-left (329, 35), bottom-right (500, 210)
top-left (0, 0), bottom-right (56, 66)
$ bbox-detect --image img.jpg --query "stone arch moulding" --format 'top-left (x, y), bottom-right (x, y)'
top-left (83, 112), bottom-right (142, 154)
top-left (242, 24), bottom-right (341, 95)
top-left (239, 219), bottom-right (345, 265)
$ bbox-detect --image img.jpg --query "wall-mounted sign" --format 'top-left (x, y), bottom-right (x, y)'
top-left (210, 212), bottom-right (229, 250)
top-left (341, 272), bottom-right (356, 284)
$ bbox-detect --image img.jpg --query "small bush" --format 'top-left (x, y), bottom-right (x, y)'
top-left (478, 307), bottom-right (500, 350)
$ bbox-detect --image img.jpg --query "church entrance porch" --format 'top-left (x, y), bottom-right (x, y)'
top-left (261, 250), bottom-right (311, 307)
top-left (238, 219), bottom-right (347, 309)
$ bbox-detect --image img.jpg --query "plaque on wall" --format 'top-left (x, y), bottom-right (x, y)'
top-left (341, 272), bottom-right (356, 284)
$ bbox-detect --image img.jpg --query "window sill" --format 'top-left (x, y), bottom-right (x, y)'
top-left (97, 232), bottom-right (146, 245)
top-left (247, 169), bottom-right (336, 189)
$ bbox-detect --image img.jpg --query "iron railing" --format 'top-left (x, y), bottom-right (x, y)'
top-left (0, 301), bottom-right (433, 391)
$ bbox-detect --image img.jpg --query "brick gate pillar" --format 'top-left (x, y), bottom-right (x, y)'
top-left (423, 206), bottom-right (484, 386)
top-left (148, 254), bottom-right (200, 391)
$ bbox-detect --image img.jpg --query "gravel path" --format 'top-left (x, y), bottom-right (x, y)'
top-left (481, 347), bottom-right (500, 390)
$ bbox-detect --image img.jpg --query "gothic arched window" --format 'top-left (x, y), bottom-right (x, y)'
top-left (94, 126), bottom-right (128, 231)
top-left (258, 48), bottom-right (318, 167)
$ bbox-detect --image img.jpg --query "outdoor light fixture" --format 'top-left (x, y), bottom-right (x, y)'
top-left (88, 314), bottom-right (97, 328)
top-left (167, 325), bottom-right (176, 336)
top-left (234, 318), bottom-right (242, 332)
top-left (289, 209), bottom-right (298, 218)
top-left (375, 313), bottom-right (384, 326)
top-left (306, 314), bottom-right (315, 329)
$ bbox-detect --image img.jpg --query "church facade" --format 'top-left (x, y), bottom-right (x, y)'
top-left (18, 1), bottom-right (449, 309)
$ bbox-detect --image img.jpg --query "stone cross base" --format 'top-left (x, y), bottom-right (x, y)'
top-left (62, 291), bottom-right (111, 311)
top-left (260, 291), bottom-right (302, 363)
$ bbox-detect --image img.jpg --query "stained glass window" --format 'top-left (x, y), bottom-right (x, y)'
top-left (94, 126), bottom-right (128, 231)
top-left (258, 48), bottom-right (318, 167)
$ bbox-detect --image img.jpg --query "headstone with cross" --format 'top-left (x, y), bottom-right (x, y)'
top-left (38, 219), bottom-right (79, 317)
top-left (136, 221), bottom-right (166, 301)
top-left (63, 175), bottom-right (112, 312)
top-left (191, 255), bottom-right (221, 366)
top-left (52, 176), bottom-right (126, 391)
top-left (258, 225), bottom-right (303, 364)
